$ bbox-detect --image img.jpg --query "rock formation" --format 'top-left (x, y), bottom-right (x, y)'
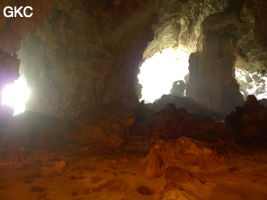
top-left (145, 137), bottom-right (225, 177)
top-left (0, 0), bottom-right (265, 119)
top-left (187, 1), bottom-right (244, 113)
top-left (18, 0), bottom-right (156, 119)
top-left (225, 95), bottom-right (267, 139)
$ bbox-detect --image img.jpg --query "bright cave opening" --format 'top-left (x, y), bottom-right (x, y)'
top-left (138, 46), bottom-right (190, 103)
top-left (1, 76), bottom-right (30, 116)
top-left (235, 68), bottom-right (267, 100)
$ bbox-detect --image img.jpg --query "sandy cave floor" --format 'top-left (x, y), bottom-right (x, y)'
top-left (0, 142), bottom-right (267, 200)
top-left (0, 110), bottom-right (266, 200)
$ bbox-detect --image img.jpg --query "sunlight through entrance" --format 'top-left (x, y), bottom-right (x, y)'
top-left (1, 76), bottom-right (30, 115)
top-left (138, 47), bottom-right (190, 103)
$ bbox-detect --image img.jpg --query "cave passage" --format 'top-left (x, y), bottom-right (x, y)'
top-left (1, 0), bottom-right (267, 200)
top-left (138, 46), bottom-right (190, 103)
top-left (1, 76), bottom-right (30, 115)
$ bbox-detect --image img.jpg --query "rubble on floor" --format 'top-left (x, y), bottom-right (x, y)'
top-left (225, 95), bottom-right (267, 140)
top-left (147, 94), bottom-right (219, 118)
top-left (136, 103), bottom-right (234, 143)
top-left (144, 137), bottom-right (225, 177)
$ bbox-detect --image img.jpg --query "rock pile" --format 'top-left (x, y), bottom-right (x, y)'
top-left (145, 137), bottom-right (225, 177)
top-left (149, 104), bottom-right (233, 142)
top-left (225, 95), bottom-right (267, 140)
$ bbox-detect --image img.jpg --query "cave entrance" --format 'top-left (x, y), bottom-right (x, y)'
top-left (138, 46), bottom-right (190, 103)
top-left (235, 67), bottom-right (267, 100)
top-left (1, 76), bottom-right (30, 116)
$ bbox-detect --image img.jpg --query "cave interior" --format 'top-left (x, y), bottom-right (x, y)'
top-left (0, 0), bottom-right (267, 199)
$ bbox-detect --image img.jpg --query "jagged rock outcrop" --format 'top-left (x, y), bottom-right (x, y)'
top-left (225, 95), bottom-right (267, 139)
top-left (143, 0), bottom-right (228, 58)
top-left (18, 0), bottom-right (156, 119)
top-left (187, 1), bottom-right (247, 114)
top-left (145, 137), bottom-right (225, 177)
top-left (144, 103), bottom-right (233, 142)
